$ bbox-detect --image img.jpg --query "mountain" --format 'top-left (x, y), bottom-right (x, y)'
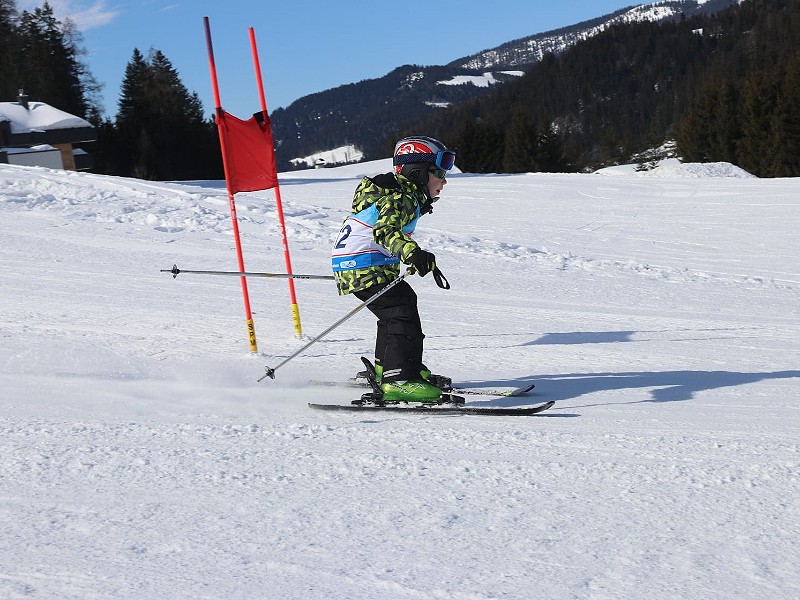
top-left (450, 0), bottom-right (740, 69)
top-left (270, 0), bottom-right (740, 169)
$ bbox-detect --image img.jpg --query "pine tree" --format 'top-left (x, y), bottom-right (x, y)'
top-left (502, 107), bottom-right (537, 173)
top-left (677, 81), bottom-right (720, 163)
top-left (768, 53), bottom-right (800, 177)
top-left (113, 49), bottom-right (150, 176)
top-left (710, 80), bottom-right (741, 164)
top-left (452, 116), bottom-right (504, 173)
top-left (116, 48), bottom-right (150, 123)
top-left (737, 69), bottom-right (778, 176)
top-left (146, 50), bottom-right (216, 180)
top-left (533, 122), bottom-right (567, 173)
top-left (675, 106), bottom-right (703, 163)
top-left (0, 0), bottom-right (19, 100)
top-left (112, 47), bottom-right (220, 180)
top-left (15, 2), bottom-right (89, 116)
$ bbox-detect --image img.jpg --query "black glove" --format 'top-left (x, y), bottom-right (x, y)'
top-left (408, 248), bottom-right (436, 277)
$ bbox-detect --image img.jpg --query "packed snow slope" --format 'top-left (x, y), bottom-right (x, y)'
top-left (1, 159), bottom-right (798, 599)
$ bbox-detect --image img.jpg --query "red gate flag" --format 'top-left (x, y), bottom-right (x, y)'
top-left (217, 110), bottom-right (278, 193)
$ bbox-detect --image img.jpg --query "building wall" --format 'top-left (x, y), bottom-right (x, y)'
top-left (2, 148), bottom-right (64, 169)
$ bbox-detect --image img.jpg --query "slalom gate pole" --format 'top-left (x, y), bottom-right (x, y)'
top-left (249, 27), bottom-right (304, 339)
top-left (162, 264), bottom-right (334, 281)
top-left (204, 17), bottom-right (258, 353)
top-left (258, 270), bottom-right (412, 382)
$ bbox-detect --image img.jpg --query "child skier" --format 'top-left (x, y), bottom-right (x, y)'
top-left (331, 136), bottom-right (456, 402)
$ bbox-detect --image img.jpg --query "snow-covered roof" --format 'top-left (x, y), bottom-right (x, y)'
top-left (0, 101), bottom-right (92, 134)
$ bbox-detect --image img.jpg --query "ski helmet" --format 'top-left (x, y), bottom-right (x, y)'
top-left (393, 136), bottom-right (456, 178)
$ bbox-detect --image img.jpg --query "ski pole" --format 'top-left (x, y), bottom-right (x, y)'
top-left (161, 264), bottom-right (334, 281)
top-left (259, 269), bottom-right (413, 381)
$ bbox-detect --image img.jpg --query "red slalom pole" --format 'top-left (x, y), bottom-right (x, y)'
top-left (248, 27), bottom-right (304, 339)
top-left (204, 17), bottom-right (258, 352)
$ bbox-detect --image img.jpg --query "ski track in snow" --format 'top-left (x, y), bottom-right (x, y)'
top-left (5, 167), bottom-right (792, 290)
top-left (423, 230), bottom-right (793, 289)
top-left (1, 161), bottom-right (799, 599)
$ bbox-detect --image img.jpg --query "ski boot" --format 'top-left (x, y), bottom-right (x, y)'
top-left (420, 367), bottom-right (453, 392)
top-left (355, 357), bottom-right (445, 405)
top-left (379, 379), bottom-right (443, 403)
top-left (354, 357), bottom-right (464, 407)
top-left (356, 363), bottom-right (452, 392)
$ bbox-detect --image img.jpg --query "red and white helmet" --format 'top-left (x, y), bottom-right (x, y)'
top-left (393, 136), bottom-right (456, 174)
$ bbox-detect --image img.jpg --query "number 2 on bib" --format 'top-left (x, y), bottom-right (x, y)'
top-left (335, 224), bottom-right (352, 249)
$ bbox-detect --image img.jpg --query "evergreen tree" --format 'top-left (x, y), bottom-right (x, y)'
top-left (88, 116), bottom-right (117, 175)
top-left (533, 121), bottom-right (567, 173)
top-left (113, 48), bottom-right (150, 175)
top-left (452, 115), bottom-right (504, 173)
top-left (15, 2), bottom-right (90, 116)
top-left (768, 53), bottom-right (800, 177)
top-left (112, 47), bottom-right (220, 180)
top-left (147, 50), bottom-right (210, 179)
top-left (502, 107), bottom-right (537, 173)
top-left (0, 0), bottom-right (19, 100)
top-left (736, 68), bottom-right (778, 175)
top-left (675, 104), bottom-right (704, 163)
top-left (710, 80), bottom-right (741, 164)
top-left (116, 48), bottom-right (149, 122)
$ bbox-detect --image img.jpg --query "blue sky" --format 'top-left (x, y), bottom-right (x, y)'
top-left (19, 0), bottom-right (644, 119)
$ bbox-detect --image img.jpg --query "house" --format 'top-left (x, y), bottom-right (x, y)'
top-left (0, 91), bottom-right (96, 170)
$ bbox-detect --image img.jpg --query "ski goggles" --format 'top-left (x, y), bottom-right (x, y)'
top-left (428, 168), bottom-right (448, 179)
top-left (434, 150), bottom-right (457, 171)
top-left (394, 149), bottom-right (457, 171)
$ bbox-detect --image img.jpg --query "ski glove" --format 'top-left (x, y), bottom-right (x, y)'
top-left (408, 248), bottom-right (436, 277)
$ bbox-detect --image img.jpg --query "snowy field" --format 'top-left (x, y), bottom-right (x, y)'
top-left (1, 159), bottom-right (798, 599)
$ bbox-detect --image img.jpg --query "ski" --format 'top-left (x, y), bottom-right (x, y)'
top-left (454, 383), bottom-right (536, 397)
top-left (309, 357), bottom-right (549, 415)
top-left (309, 379), bottom-right (536, 398)
top-left (308, 400), bottom-right (555, 416)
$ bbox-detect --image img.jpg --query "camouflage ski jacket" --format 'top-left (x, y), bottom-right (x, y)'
top-left (331, 172), bottom-right (429, 295)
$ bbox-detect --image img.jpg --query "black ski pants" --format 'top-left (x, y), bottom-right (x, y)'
top-left (354, 280), bottom-right (424, 382)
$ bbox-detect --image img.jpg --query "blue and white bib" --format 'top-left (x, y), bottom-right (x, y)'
top-left (331, 203), bottom-right (420, 272)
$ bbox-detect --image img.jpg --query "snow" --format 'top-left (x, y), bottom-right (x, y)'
top-left (289, 144), bottom-right (363, 169)
top-left (425, 100), bottom-right (452, 108)
top-left (0, 101), bottom-right (92, 134)
top-left (438, 72), bottom-right (506, 88)
top-left (1, 159), bottom-right (799, 599)
top-left (437, 71), bottom-right (524, 89)
top-left (596, 158), bottom-right (756, 178)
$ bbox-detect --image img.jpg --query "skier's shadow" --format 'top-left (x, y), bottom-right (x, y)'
top-left (474, 369), bottom-right (800, 409)
top-left (452, 328), bottom-right (794, 412)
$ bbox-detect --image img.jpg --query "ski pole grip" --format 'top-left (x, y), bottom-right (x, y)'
top-left (433, 267), bottom-right (450, 290)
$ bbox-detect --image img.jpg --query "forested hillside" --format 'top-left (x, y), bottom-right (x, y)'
top-left (269, 0), bottom-right (741, 171)
top-left (415, 0), bottom-right (800, 177)
top-left (269, 65), bottom-right (520, 171)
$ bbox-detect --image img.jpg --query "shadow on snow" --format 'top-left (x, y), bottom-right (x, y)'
top-left (480, 369), bottom-right (800, 410)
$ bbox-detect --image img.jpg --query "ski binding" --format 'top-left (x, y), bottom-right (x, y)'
top-left (309, 357), bottom-right (553, 416)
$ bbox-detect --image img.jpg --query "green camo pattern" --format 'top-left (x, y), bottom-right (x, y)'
top-left (334, 173), bottom-right (424, 295)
